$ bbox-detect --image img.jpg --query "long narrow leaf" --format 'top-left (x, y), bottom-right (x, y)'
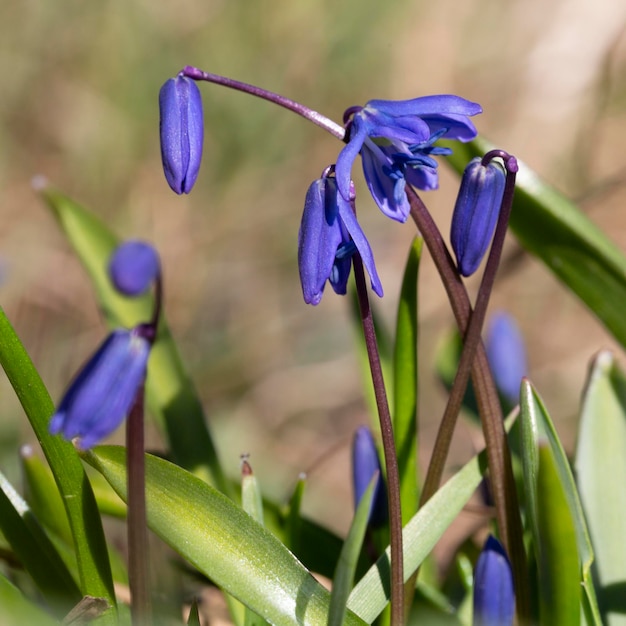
top-left (576, 351), bottom-right (626, 624)
top-left (328, 475), bottom-right (376, 626)
top-left (85, 446), bottom-right (368, 626)
top-left (393, 237), bottom-right (421, 523)
top-left (0, 470), bottom-right (80, 615)
top-left (0, 573), bottom-right (59, 626)
top-left (520, 379), bottom-right (601, 625)
top-left (0, 309), bottom-right (116, 620)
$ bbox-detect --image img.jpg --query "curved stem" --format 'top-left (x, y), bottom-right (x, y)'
top-left (406, 182), bottom-right (529, 622)
top-left (181, 66), bottom-right (346, 140)
top-left (352, 254), bottom-right (404, 626)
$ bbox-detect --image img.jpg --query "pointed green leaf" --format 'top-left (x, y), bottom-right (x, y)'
top-left (38, 185), bottom-right (228, 492)
top-left (576, 351), bottom-right (626, 624)
top-left (393, 237), bottom-right (421, 523)
top-left (328, 475), bottom-right (376, 626)
top-left (85, 447), bottom-right (368, 626)
top-left (446, 138), bottom-right (626, 350)
top-left (520, 380), bottom-right (600, 625)
top-left (0, 309), bottom-right (116, 620)
top-left (0, 470), bottom-right (81, 615)
top-left (535, 444), bottom-right (580, 625)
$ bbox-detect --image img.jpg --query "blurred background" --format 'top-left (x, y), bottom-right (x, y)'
top-left (1, 0), bottom-right (626, 545)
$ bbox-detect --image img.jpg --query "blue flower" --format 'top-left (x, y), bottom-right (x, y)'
top-left (352, 426), bottom-right (388, 528)
top-left (473, 535), bottom-right (515, 626)
top-left (485, 311), bottom-right (527, 405)
top-left (49, 329), bottom-right (151, 449)
top-left (450, 156), bottom-right (506, 276)
top-left (108, 240), bottom-right (160, 296)
top-left (336, 96), bottom-right (482, 222)
top-left (159, 75), bottom-right (204, 194)
top-left (298, 174), bottom-right (382, 305)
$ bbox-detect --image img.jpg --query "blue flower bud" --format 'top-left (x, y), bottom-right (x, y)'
top-left (450, 157), bottom-right (506, 277)
top-left (108, 240), bottom-right (160, 296)
top-left (485, 311), bottom-right (527, 405)
top-left (159, 75), bottom-right (204, 194)
top-left (351, 426), bottom-right (388, 528)
top-left (473, 535), bottom-right (515, 626)
top-left (49, 329), bottom-right (151, 449)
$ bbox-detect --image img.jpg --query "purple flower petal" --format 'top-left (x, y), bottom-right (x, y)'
top-left (108, 240), bottom-right (160, 296)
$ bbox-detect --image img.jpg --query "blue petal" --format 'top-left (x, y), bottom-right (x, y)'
top-left (361, 141), bottom-right (411, 222)
top-left (298, 178), bottom-right (343, 305)
top-left (159, 76), bottom-right (204, 194)
top-left (108, 240), bottom-right (160, 296)
top-left (366, 95), bottom-right (482, 118)
top-left (335, 116), bottom-right (368, 201)
top-left (419, 112), bottom-right (478, 142)
top-left (450, 157), bottom-right (506, 276)
top-left (361, 108), bottom-right (431, 145)
top-left (50, 330), bottom-right (150, 448)
top-left (485, 312), bottom-right (527, 405)
top-left (335, 186), bottom-right (383, 297)
top-left (473, 535), bottom-right (515, 626)
top-left (352, 426), bottom-right (388, 528)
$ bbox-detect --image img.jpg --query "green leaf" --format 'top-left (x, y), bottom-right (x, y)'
top-left (520, 380), bottom-right (599, 625)
top-left (576, 351), bottom-right (626, 624)
top-left (0, 309), bottom-right (116, 621)
top-left (535, 444), bottom-right (580, 625)
top-left (85, 447), bottom-right (368, 626)
top-left (241, 461), bottom-right (269, 626)
top-left (0, 469), bottom-right (81, 616)
top-left (346, 415), bottom-right (518, 623)
top-left (328, 475), bottom-right (376, 626)
top-left (38, 185), bottom-right (228, 492)
top-left (445, 138), bottom-right (626, 350)
top-left (0, 573), bottom-right (60, 626)
top-left (393, 237), bottom-right (421, 523)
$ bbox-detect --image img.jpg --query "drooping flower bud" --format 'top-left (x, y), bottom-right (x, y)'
top-left (473, 535), bottom-right (515, 626)
top-left (450, 157), bottom-right (506, 277)
top-left (485, 311), bottom-right (527, 405)
top-left (159, 75), bottom-right (204, 194)
top-left (351, 426), bottom-right (388, 528)
top-left (108, 240), bottom-right (160, 296)
top-left (298, 174), bottom-right (382, 305)
top-left (49, 329), bottom-right (151, 449)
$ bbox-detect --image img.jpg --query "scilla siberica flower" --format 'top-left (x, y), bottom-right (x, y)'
top-left (159, 75), bottom-right (204, 194)
top-left (49, 242), bottom-right (160, 449)
top-left (485, 311), bottom-right (527, 406)
top-left (352, 426), bottom-right (388, 528)
top-left (298, 171), bottom-right (382, 305)
top-left (450, 156), bottom-right (506, 277)
top-left (336, 96), bottom-right (482, 222)
top-left (473, 535), bottom-right (515, 626)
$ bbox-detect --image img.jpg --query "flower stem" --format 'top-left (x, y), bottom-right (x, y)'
top-left (406, 176), bottom-right (530, 623)
top-left (181, 66), bottom-right (346, 140)
top-left (126, 384), bottom-right (151, 626)
top-left (352, 254), bottom-right (404, 626)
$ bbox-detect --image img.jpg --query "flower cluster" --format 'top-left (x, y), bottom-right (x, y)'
top-left (298, 95), bottom-right (481, 304)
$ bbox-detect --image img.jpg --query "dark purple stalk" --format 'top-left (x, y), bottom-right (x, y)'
top-left (181, 66), bottom-right (345, 140)
top-left (406, 164), bottom-right (529, 621)
top-left (352, 254), bottom-right (404, 626)
top-left (126, 274), bottom-right (162, 625)
top-left (126, 384), bottom-right (150, 626)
